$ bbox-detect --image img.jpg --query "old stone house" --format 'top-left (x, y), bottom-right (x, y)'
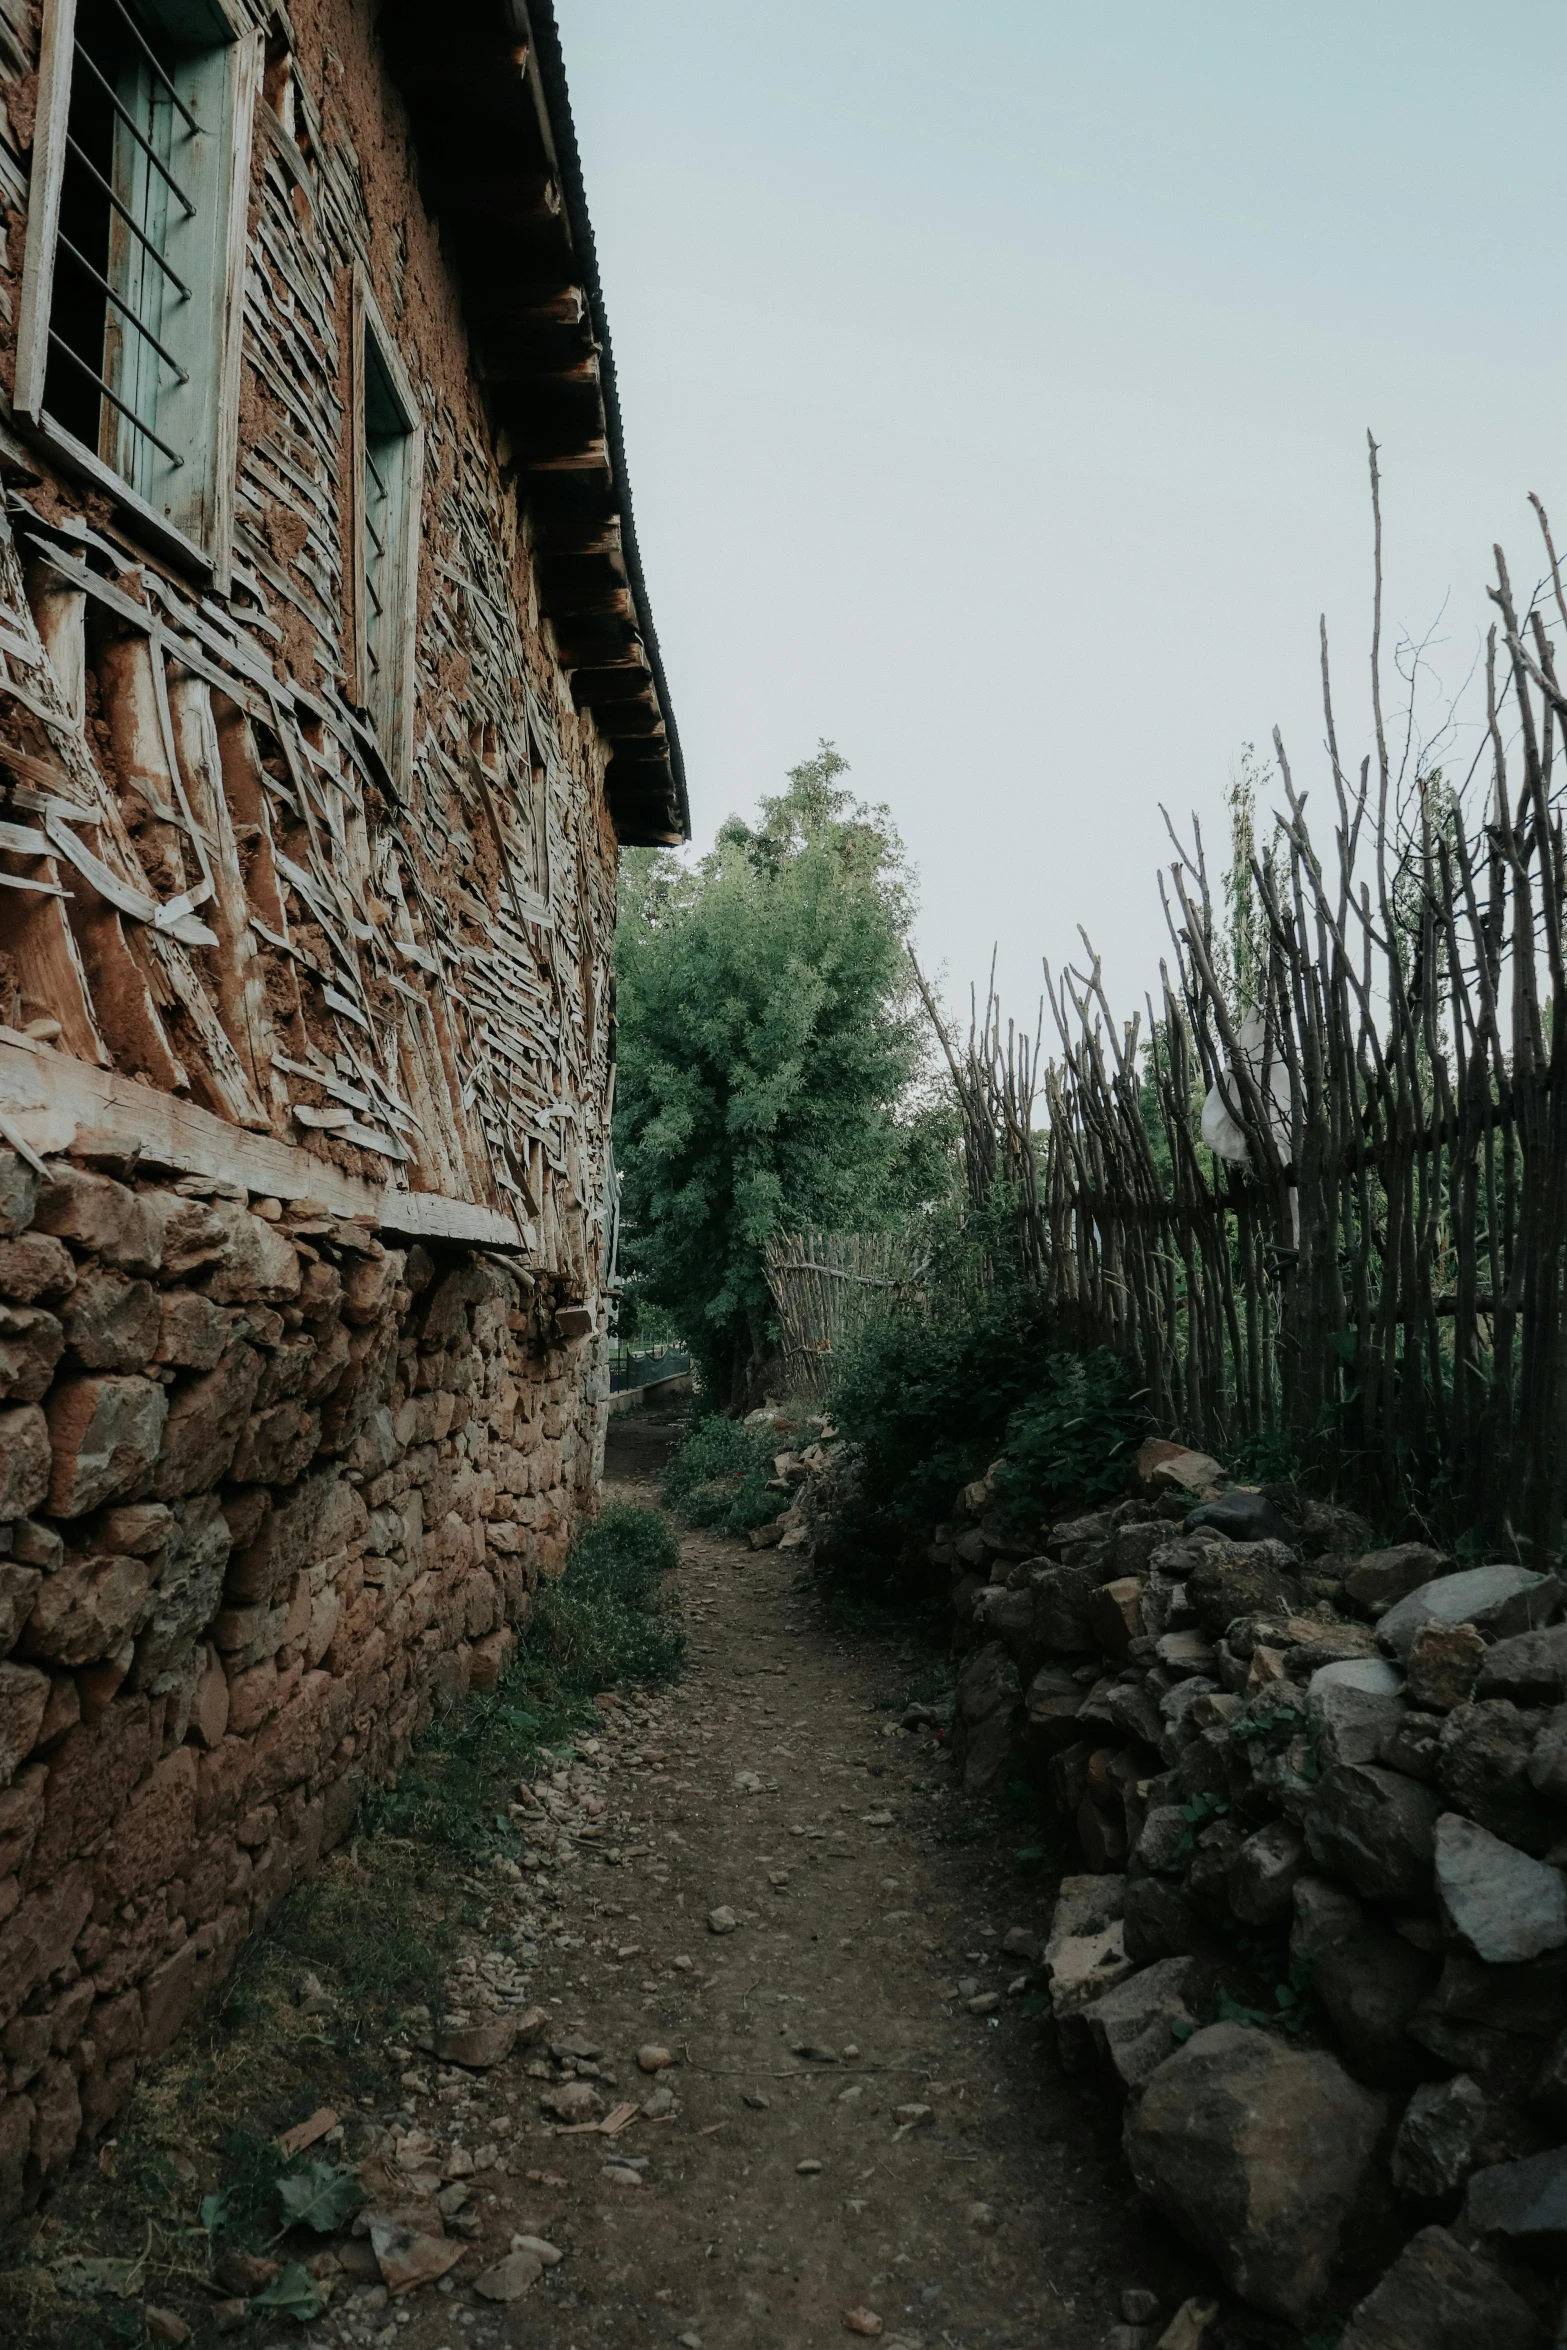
top-left (0, 0), bottom-right (685, 2210)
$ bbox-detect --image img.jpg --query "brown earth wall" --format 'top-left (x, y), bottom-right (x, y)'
top-left (0, 1142), bottom-right (599, 2217)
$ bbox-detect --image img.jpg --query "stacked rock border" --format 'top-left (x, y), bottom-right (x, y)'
top-left (800, 1432), bottom-right (1567, 2345)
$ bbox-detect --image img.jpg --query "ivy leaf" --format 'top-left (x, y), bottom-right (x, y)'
top-left (250, 2262), bottom-right (328, 2323)
top-left (276, 2159), bottom-right (366, 2235)
top-left (199, 2188), bottom-right (232, 2233)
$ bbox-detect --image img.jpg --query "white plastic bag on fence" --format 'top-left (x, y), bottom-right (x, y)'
top-left (1200, 1007), bottom-right (1292, 1169)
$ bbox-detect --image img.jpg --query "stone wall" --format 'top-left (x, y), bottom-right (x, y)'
top-left (795, 1438), bottom-right (1567, 2344)
top-left (0, 1141), bottom-right (598, 2217)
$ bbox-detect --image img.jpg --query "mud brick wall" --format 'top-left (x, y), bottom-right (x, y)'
top-left (0, 1143), bottom-right (598, 2217)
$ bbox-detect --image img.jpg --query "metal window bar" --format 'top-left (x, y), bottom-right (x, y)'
top-left (56, 231), bottom-right (188, 380)
top-left (63, 131), bottom-right (191, 296)
top-left (47, 330), bottom-right (184, 464)
top-left (72, 39), bottom-right (197, 215)
top-left (103, 0), bottom-right (203, 135)
top-left (364, 442), bottom-right (391, 666)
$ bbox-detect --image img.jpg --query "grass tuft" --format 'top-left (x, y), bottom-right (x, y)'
top-left (660, 1415), bottom-right (783, 1537)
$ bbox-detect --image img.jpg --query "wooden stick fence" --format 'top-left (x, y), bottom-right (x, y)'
top-left (933, 450), bottom-right (1567, 1552)
top-left (764, 1228), bottom-right (927, 1400)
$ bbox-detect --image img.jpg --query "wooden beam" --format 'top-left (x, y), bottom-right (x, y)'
top-left (570, 665), bottom-right (656, 707)
top-left (442, 171), bottom-right (563, 224)
top-left (531, 515), bottom-right (622, 559)
top-left (0, 1034), bottom-right (528, 1250)
top-left (551, 625), bottom-right (644, 672)
top-left (589, 704), bottom-right (667, 741)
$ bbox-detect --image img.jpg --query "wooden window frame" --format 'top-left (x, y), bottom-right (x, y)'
top-left (350, 266), bottom-right (423, 793)
top-left (14, 0), bottom-right (260, 588)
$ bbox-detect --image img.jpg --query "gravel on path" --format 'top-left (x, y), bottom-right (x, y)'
top-left (317, 1409), bottom-right (1196, 2350)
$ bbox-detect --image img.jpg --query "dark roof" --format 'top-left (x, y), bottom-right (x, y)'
top-left (377, 0), bottom-right (689, 846)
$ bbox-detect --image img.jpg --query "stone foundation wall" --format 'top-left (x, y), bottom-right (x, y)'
top-left (0, 1143), bottom-right (599, 2217)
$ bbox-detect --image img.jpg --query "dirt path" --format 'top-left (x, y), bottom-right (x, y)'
top-left (320, 1409), bottom-right (1196, 2350)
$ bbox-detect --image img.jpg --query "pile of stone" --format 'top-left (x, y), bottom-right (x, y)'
top-left (821, 1431), bottom-right (1567, 2343)
top-left (0, 1142), bottom-right (600, 2216)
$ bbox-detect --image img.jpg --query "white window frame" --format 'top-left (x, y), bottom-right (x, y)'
top-left (351, 267), bottom-right (423, 792)
top-left (14, 0), bottom-right (260, 585)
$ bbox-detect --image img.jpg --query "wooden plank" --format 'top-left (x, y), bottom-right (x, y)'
top-left (0, 1034), bottom-right (527, 1247)
top-left (12, 0), bottom-right (79, 424)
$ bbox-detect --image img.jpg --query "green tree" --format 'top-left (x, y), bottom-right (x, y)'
top-left (613, 743), bottom-right (941, 1409)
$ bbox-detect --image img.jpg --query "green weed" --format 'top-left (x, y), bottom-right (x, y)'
top-left (661, 1415), bottom-right (783, 1537)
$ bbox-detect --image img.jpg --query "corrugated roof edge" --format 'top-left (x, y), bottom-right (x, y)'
top-left (527, 0), bottom-right (691, 844)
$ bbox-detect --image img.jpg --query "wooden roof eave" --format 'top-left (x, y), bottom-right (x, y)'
top-left (376, 0), bottom-right (688, 845)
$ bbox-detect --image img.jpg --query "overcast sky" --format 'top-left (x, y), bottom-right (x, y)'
top-left (557, 0), bottom-right (1567, 1038)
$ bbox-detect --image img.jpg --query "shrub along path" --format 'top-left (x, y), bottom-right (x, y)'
top-left (2, 1409), bottom-right (1204, 2350)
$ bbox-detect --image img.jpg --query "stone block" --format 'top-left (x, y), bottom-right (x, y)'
top-left (150, 1344), bottom-right (262, 1501)
top-left (0, 2091), bottom-right (34, 2217)
top-left (1184, 1490), bottom-right (1295, 1544)
top-left (1085, 1954), bottom-right (1208, 2093)
top-left (45, 1376), bottom-right (168, 1517)
top-left (1378, 1564), bottom-right (1563, 1659)
top-left (26, 1697), bottom-right (153, 1886)
top-left (29, 2055), bottom-right (81, 2177)
top-left (92, 1503), bottom-right (171, 1556)
top-left (230, 1399), bottom-right (320, 1487)
top-left (0, 1763), bottom-right (46, 1877)
top-left (30, 1166), bottom-right (159, 1272)
top-left (129, 1496), bottom-right (230, 1694)
top-left (952, 1641), bottom-right (1022, 1795)
top-left (57, 1268), bottom-right (159, 1372)
top-left (200, 1200), bottom-right (301, 1304)
top-left (342, 1247), bottom-right (403, 1327)
top-left (1023, 1664), bottom-right (1085, 1756)
top-left (1380, 1709), bottom-right (1443, 1783)
top-left (22, 1550), bottom-right (154, 1667)
top-left (1465, 2145), bottom-right (1567, 2245)
top-left (1438, 1700), bottom-right (1556, 1852)
top-left (0, 1150), bottom-right (38, 1239)
top-left (1304, 1763), bottom-right (1442, 1902)
top-left (1184, 1539), bottom-right (1302, 1639)
top-left (137, 1192), bottom-right (228, 1279)
top-left (1477, 1622), bottom-right (1567, 1705)
top-left (0, 1234), bottom-right (76, 1303)
top-left (1339, 2225), bottom-right (1543, 2350)
top-left (1435, 1811), bottom-right (1567, 1963)
top-left (1089, 1576), bottom-right (1145, 1657)
top-left (154, 1290), bottom-right (234, 1370)
top-left (0, 1861), bottom-right (92, 2029)
top-left (1227, 1819), bottom-right (1304, 1924)
top-left (1291, 1876), bottom-right (1435, 2086)
top-left (1124, 2022), bottom-right (1384, 2322)
top-left (1340, 1544), bottom-right (1452, 1616)
top-left (1021, 1561), bottom-right (1098, 1651)
top-left (0, 1562), bottom-right (43, 1656)
top-left (140, 1935), bottom-right (204, 2061)
top-left (103, 1748), bottom-right (196, 1902)
top-left (1405, 1621), bottom-right (1484, 1712)
top-left (0, 1304), bottom-right (63, 1403)
top-left (1044, 1874), bottom-right (1133, 2020)
top-left (0, 1664), bottom-right (48, 1789)
top-left (1132, 1440), bottom-right (1225, 1497)
top-left (1390, 2074), bottom-right (1486, 2201)
top-left (1308, 1661), bottom-right (1406, 1768)
top-left (0, 1406), bottom-right (50, 1523)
